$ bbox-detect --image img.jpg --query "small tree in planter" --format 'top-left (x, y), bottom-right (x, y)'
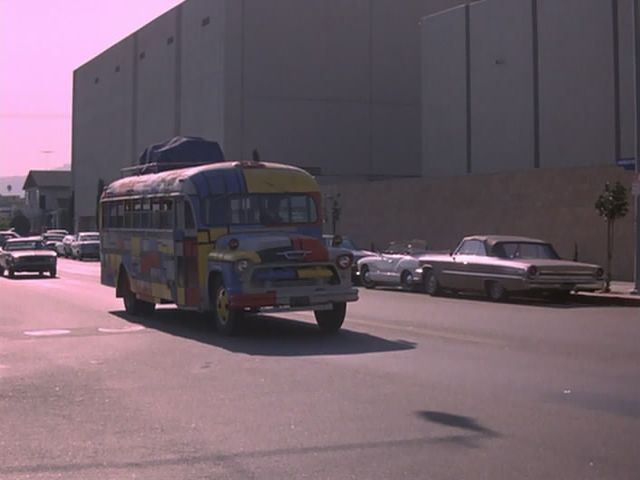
top-left (595, 181), bottom-right (629, 292)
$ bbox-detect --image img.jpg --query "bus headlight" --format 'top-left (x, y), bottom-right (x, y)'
top-left (235, 259), bottom-right (252, 273)
top-left (336, 254), bottom-right (352, 270)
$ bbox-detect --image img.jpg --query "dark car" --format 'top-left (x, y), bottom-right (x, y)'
top-left (0, 230), bottom-right (20, 248)
top-left (323, 234), bottom-right (375, 284)
top-left (0, 236), bottom-right (58, 278)
top-left (418, 235), bottom-right (604, 301)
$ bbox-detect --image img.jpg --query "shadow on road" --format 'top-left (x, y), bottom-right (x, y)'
top-left (417, 410), bottom-right (500, 448)
top-left (110, 309), bottom-right (416, 357)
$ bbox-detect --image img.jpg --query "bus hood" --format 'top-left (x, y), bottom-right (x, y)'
top-left (214, 232), bottom-right (329, 263)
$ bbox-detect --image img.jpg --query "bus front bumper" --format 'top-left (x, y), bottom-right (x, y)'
top-left (229, 286), bottom-right (359, 312)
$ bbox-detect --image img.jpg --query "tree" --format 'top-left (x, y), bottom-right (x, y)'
top-left (10, 210), bottom-right (30, 236)
top-left (595, 181), bottom-right (629, 291)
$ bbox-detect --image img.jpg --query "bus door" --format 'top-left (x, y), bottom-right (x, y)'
top-left (175, 197), bottom-right (200, 307)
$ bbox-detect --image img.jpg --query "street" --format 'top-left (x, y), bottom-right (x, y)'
top-left (1, 258), bottom-right (639, 480)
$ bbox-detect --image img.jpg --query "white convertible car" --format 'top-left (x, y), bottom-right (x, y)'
top-left (357, 240), bottom-right (429, 290)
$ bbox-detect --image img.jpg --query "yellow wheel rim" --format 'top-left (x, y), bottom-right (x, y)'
top-left (216, 287), bottom-right (230, 325)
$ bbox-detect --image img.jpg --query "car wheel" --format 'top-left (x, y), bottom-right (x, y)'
top-left (424, 270), bottom-right (441, 296)
top-left (0, 266), bottom-right (4, 276)
top-left (8, 268), bottom-right (15, 279)
top-left (50, 267), bottom-right (57, 278)
top-left (314, 302), bottom-right (346, 333)
top-left (486, 281), bottom-right (508, 302)
top-left (360, 265), bottom-right (375, 289)
top-left (400, 270), bottom-right (414, 291)
top-left (121, 271), bottom-right (155, 315)
top-left (211, 279), bottom-right (243, 335)
top-left (38, 271), bottom-right (44, 277)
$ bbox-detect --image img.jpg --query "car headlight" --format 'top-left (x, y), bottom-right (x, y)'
top-left (526, 266), bottom-right (538, 277)
top-left (595, 268), bottom-right (604, 279)
top-left (235, 259), bottom-right (252, 273)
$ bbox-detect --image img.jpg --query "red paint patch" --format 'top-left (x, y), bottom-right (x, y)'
top-left (185, 287), bottom-right (200, 306)
top-left (292, 236), bottom-right (328, 262)
top-left (229, 292), bottom-right (277, 308)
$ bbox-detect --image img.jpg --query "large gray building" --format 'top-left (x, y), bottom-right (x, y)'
top-left (72, 0), bottom-right (469, 229)
top-left (72, 0), bottom-right (636, 278)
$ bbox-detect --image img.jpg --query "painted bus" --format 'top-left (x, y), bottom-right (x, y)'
top-left (99, 160), bottom-right (358, 334)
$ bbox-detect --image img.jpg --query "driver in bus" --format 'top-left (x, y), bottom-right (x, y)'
top-left (260, 197), bottom-right (283, 225)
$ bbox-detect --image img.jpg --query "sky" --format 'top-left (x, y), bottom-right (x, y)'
top-left (0, 0), bottom-right (184, 178)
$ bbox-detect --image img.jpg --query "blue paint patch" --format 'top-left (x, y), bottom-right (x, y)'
top-left (221, 262), bottom-right (242, 295)
top-left (191, 174), bottom-right (210, 198)
top-left (201, 170), bottom-right (228, 195)
top-left (254, 268), bottom-right (297, 281)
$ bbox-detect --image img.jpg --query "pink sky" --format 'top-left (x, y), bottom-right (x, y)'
top-left (0, 0), bottom-right (184, 178)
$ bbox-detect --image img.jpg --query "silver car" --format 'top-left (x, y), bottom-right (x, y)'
top-left (418, 235), bottom-right (605, 301)
top-left (357, 239), bottom-right (429, 290)
top-left (71, 232), bottom-right (101, 260)
top-left (0, 237), bottom-right (58, 278)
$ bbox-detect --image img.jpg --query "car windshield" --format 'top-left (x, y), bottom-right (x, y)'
top-left (4, 240), bottom-right (46, 251)
top-left (341, 238), bottom-right (358, 250)
top-left (78, 234), bottom-right (100, 241)
top-left (491, 242), bottom-right (560, 260)
top-left (204, 194), bottom-right (318, 226)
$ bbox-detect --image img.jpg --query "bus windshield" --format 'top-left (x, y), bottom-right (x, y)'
top-left (204, 194), bottom-right (318, 226)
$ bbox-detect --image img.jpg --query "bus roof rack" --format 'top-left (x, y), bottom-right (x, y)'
top-left (121, 161), bottom-right (214, 177)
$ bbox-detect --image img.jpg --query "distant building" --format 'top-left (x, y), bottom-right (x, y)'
top-left (22, 170), bottom-right (72, 233)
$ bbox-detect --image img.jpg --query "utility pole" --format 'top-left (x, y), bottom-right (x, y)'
top-left (634, 0), bottom-right (640, 293)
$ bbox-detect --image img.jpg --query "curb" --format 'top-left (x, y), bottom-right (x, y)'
top-left (574, 292), bottom-right (640, 307)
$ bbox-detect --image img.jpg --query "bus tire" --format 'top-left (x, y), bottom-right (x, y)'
top-left (121, 270), bottom-right (155, 316)
top-left (212, 279), bottom-right (242, 335)
top-left (314, 302), bottom-right (346, 333)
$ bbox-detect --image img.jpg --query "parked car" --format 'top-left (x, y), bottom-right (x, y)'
top-left (61, 234), bottom-right (76, 257)
top-left (0, 230), bottom-right (20, 248)
top-left (42, 233), bottom-right (66, 256)
top-left (70, 232), bottom-right (101, 260)
top-left (418, 235), bottom-right (605, 301)
top-left (45, 229), bottom-right (69, 236)
top-left (323, 234), bottom-right (375, 283)
top-left (357, 239), bottom-right (430, 290)
top-left (0, 236), bottom-right (57, 278)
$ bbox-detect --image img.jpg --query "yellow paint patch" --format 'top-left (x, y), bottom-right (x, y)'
top-left (297, 267), bottom-right (334, 279)
top-left (208, 250), bottom-right (261, 263)
top-left (151, 282), bottom-right (172, 300)
top-left (197, 231), bottom-right (210, 244)
top-left (208, 228), bottom-right (227, 242)
top-left (177, 287), bottom-right (185, 305)
top-left (243, 168), bottom-right (318, 193)
top-left (158, 241), bottom-right (174, 255)
top-left (131, 237), bottom-right (141, 256)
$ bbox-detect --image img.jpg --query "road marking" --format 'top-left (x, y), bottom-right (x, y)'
top-left (97, 326), bottom-right (146, 334)
top-left (23, 329), bottom-right (71, 337)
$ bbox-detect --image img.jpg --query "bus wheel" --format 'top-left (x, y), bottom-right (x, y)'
top-left (213, 281), bottom-right (242, 335)
top-left (314, 302), bottom-right (346, 333)
top-left (121, 271), bottom-right (155, 315)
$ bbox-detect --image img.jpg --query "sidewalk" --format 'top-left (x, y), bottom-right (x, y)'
top-left (576, 281), bottom-right (640, 306)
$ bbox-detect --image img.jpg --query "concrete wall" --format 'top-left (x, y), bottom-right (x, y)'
top-left (537, 0), bottom-right (615, 169)
top-left (328, 165), bottom-right (636, 281)
top-left (469, 0), bottom-right (534, 173)
top-left (421, 6), bottom-right (468, 176)
top-left (421, 0), bottom-right (628, 176)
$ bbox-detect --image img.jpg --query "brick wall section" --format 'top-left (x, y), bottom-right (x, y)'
top-left (325, 165), bottom-right (636, 280)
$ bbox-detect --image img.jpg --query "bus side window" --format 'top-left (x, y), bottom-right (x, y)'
top-left (124, 200), bottom-right (133, 228)
top-left (161, 199), bottom-right (173, 229)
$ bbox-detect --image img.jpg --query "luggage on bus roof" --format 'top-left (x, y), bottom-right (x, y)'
top-left (138, 136), bottom-right (225, 174)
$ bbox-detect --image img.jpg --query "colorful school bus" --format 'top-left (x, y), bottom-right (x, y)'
top-left (99, 160), bottom-right (358, 334)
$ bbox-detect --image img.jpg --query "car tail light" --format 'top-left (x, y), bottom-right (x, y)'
top-left (336, 254), bottom-right (352, 270)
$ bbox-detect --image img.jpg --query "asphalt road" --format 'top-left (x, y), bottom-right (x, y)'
top-left (1, 258), bottom-right (639, 480)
